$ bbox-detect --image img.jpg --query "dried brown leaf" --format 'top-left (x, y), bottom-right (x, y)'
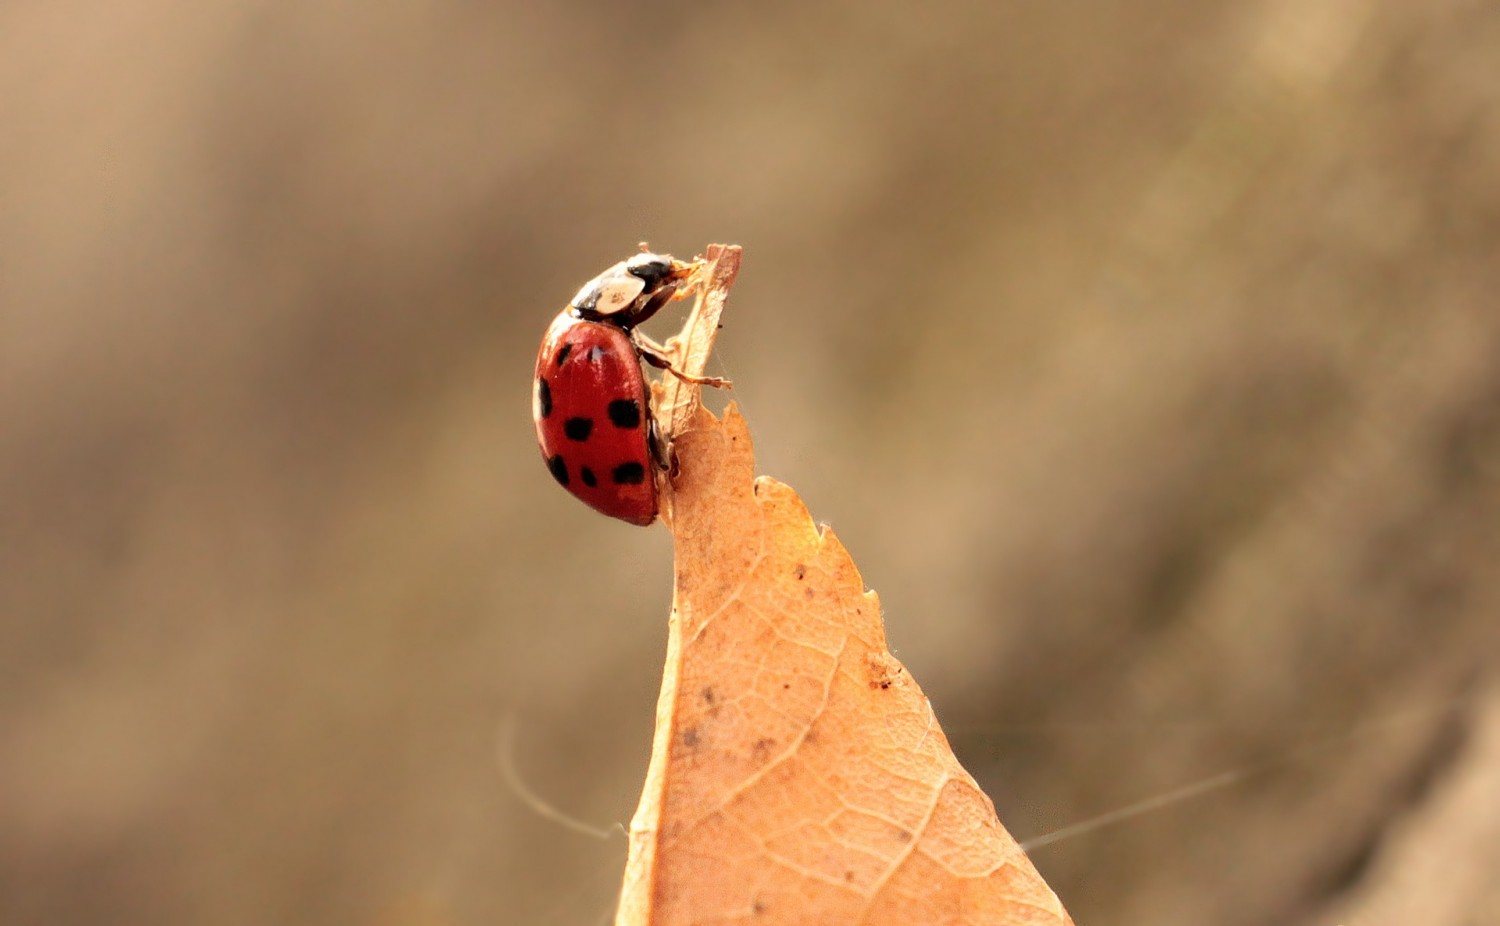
top-left (616, 246), bottom-right (1073, 926)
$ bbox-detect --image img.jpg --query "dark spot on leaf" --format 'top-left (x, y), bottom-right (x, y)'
top-left (612, 461), bottom-right (646, 485)
top-left (866, 656), bottom-right (904, 691)
top-left (752, 898), bottom-right (767, 916)
top-left (752, 738), bottom-right (775, 762)
top-left (897, 828), bottom-right (913, 843)
top-left (701, 687), bottom-right (716, 704)
top-left (794, 564), bottom-right (806, 580)
top-left (681, 727), bottom-right (699, 750)
top-left (608, 398), bottom-right (641, 429)
top-left (547, 455), bottom-right (568, 486)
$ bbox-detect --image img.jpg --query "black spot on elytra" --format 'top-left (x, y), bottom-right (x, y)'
top-left (564, 417), bottom-right (593, 441)
top-left (536, 378), bottom-right (552, 418)
top-left (608, 398), bottom-right (641, 429)
top-left (554, 343), bottom-right (572, 366)
top-left (580, 466), bottom-right (597, 487)
top-left (547, 455), bottom-right (568, 486)
top-left (612, 461), bottom-right (645, 485)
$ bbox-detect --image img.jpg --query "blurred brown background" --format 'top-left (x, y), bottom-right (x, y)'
top-left (3, 1), bottom-right (1498, 924)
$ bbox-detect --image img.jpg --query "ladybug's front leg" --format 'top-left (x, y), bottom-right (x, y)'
top-left (631, 330), bottom-right (733, 388)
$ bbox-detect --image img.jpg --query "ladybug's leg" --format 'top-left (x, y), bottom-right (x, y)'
top-left (627, 258), bottom-right (704, 326)
top-left (627, 282), bottom-right (680, 327)
top-left (631, 331), bottom-right (732, 388)
top-left (647, 414), bottom-right (672, 474)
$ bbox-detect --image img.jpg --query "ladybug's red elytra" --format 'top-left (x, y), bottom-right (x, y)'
top-left (533, 251), bottom-right (727, 526)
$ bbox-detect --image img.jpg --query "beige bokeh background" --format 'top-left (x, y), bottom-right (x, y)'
top-left (3, 2), bottom-right (1498, 924)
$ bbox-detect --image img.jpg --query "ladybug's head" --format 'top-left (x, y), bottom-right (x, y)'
top-left (570, 251), bottom-right (683, 328)
top-left (622, 252), bottom-right (675, 292)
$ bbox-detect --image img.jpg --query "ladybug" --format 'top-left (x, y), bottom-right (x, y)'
top-left (533, 251), bottom-right (726, 525)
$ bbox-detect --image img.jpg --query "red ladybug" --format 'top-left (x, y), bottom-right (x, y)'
top-left (533, 252), bottom-right (724, 525)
